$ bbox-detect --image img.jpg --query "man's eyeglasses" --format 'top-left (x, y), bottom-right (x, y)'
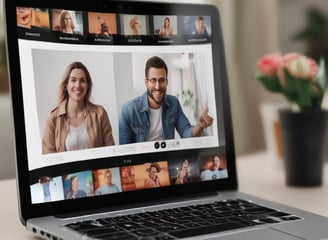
top-left (147, 78), bottom-right (167, 85)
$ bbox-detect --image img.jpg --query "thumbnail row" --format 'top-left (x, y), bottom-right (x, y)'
top-left (17, 7), bottom-right (211, 40)
top-left (31, 154), bottom-right (228, 203)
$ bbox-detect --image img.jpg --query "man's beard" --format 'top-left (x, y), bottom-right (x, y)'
top-left (147, 89), bottom-right (165, 106)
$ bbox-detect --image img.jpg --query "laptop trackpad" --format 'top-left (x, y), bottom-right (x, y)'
top-left (204, 228), bottom-right (303, 240)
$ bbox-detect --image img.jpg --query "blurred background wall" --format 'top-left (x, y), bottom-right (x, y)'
top-left (1, 0), bottom-right (328, 179)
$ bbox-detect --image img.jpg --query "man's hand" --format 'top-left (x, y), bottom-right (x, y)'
top-left (198, 106), bottom-right (213, 128)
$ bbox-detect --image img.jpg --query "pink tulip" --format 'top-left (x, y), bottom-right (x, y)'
top-left (257, 52), bottom-right (282, 75)
top-left (283, 53), bottom-right (318, 81)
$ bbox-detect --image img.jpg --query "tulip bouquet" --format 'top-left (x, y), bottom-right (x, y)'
top-left (256, 52), bottom-right (327, 111)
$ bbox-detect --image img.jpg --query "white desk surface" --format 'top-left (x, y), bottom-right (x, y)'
top-left (1, 151), bottom-right (327, 239)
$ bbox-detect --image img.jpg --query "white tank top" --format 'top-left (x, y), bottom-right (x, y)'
top-left (65, 124), bottom-right (89, 151)
top-left (147, 106), bottom-right (164, 141)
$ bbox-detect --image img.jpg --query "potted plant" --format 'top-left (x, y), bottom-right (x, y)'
top-left (256, 52), bottom-right (328, 186)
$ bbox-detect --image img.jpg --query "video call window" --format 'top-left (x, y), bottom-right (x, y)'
top-left (88, 12), bottom-right (117, 37)
top-left (52, 9), bottom-right (84, 35)
top-left (16, 7), bottom-right (50, 31)
top-left (15, 5), bottom-right (227, 208)
top-left (31, 49), bottom-right (216, 156)
top-left (153, 15), bottom-right (177, 37)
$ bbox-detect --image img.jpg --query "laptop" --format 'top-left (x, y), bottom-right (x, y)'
top-left (4, 0), bottom-right (328, 239)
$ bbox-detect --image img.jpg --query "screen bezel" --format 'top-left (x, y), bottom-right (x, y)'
top-left (5, 0), bottom-right (238, 224)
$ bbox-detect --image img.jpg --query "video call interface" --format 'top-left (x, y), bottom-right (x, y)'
top-left (15, 7), bottom-right (229, 204)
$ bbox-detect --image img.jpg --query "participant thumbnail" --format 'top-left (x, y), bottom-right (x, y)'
top-left (62, 171), bottom-right (94, 199)
top-left (120, 14), bottom-right (149, 36)
top-left (153, 15), bottom-right (177, 37)
top-left (52, 9), bottom-right (83, 35)
top-left (30, 176), bottom-right (64, 203)
top-left (16, 7), bottom-right (50, 31)
top-left (168, 158), bottom-right (200, 185)
top-left (199, 154), bottom-right (228, 181)
top-left (88, 12), bottom-right (117, 38)
top-left (120, 166), bottom-right (137, 192)
top-left (120, 161), bottom-right (170, 191)
top-left (181, 15), bottom-right (211, 38)
top-left (93, 168), bottom-right (122, 195)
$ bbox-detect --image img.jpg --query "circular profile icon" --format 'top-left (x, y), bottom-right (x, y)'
top-left (154, 142), bottom-right (160, 149)
top-left (161, 141), bottom-right (166, 149)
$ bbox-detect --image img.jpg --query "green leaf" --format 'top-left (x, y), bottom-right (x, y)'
top-left (256, 75), bottom-right (282, 92)
top-left (316, 57), bottom-right (328, 91)
top-left (282, 71), bottom-right (298, 102)
top-left (295, 80), bottom-right (313, 109)
top-left (310, 82), bottom-right (325, 109)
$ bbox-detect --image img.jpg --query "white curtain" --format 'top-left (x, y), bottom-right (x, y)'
top-left (218, 0), bottom-right (280, 155)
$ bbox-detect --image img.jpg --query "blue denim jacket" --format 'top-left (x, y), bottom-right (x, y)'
top-left (119, 92), bottom-right (193, 144)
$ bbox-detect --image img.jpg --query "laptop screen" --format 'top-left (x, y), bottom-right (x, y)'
top-left (6, 0), bottom-right (237, 219)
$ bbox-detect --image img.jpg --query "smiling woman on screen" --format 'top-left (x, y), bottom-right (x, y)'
top-left (42, 61), bottom-right (115, 154)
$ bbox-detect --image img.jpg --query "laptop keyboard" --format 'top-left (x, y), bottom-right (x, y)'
top-left (65, 199), bottom-right (301, 239)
